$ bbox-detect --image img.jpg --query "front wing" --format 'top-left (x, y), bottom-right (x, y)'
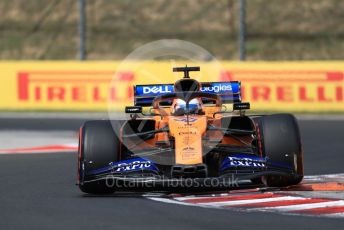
top-left (79, 154), bottom-right (296, 189)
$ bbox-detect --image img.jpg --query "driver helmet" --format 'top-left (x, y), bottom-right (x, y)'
top-left (172, 98), bottom-right (202, 115)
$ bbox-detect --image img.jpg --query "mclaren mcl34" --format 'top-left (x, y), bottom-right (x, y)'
top-left (77, 66), bottom-right (303, 194)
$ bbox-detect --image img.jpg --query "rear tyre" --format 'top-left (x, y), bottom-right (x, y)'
top-left (256, 114), bottom-right (303, 187)
top-left (78, 120), bottom-right (122, 194)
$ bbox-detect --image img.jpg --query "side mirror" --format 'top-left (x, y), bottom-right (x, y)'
top-left (125, 106), bottom-right (142, 114)
top-left (233, 102), bottom-right (250, 111)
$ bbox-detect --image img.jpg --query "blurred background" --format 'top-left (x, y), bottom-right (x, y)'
top-left (1, 0), bottom-right (344, 60)
top-left (0, 0), bottom-right (343, 113)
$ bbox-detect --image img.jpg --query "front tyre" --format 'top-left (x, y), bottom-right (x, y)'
top-left (78, 120), bottom-right (122, 194)
top-left (256, 114), bottom-right (304, 187)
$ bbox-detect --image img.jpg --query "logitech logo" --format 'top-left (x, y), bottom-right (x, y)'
top-left (201, 84), bottom-right (232, 93)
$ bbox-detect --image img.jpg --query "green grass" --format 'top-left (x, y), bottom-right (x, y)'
top-left (0, 0), bottom-right (344, 60)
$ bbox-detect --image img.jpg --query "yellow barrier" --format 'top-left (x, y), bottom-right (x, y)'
top-left (0, 61), bottom-right (344, 112)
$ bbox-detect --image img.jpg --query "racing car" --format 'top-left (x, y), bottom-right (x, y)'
top-left (77, 66), bottom-right (303, 194)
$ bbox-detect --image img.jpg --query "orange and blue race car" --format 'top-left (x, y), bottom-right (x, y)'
top-left (77, 66), bottom-right (304, 194)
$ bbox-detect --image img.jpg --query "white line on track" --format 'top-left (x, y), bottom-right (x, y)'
top-left (149, 197), bottom-right (199, 207)
top-left (187, 196), bottom-right (305, 207)
top-left (325, 213), bottom-right (344, 218)
top-left (254, 200), bottom-right (344, 212)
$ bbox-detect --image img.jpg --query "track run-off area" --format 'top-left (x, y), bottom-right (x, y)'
top-left (0, 115), bottom-right (343, 230)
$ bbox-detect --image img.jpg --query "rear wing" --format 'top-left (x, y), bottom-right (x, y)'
top-left (134, 81), bottom-right (241, 106)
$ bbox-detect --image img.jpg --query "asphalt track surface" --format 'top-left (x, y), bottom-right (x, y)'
top-left (0, 118), bottom-right (343, 230)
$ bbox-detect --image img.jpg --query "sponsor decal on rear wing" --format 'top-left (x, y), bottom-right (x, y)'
top-left (134, 81), bottom-right (241, 106)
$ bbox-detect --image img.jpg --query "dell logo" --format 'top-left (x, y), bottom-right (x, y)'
top-left (143, 86), bottom-right (172, 94)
